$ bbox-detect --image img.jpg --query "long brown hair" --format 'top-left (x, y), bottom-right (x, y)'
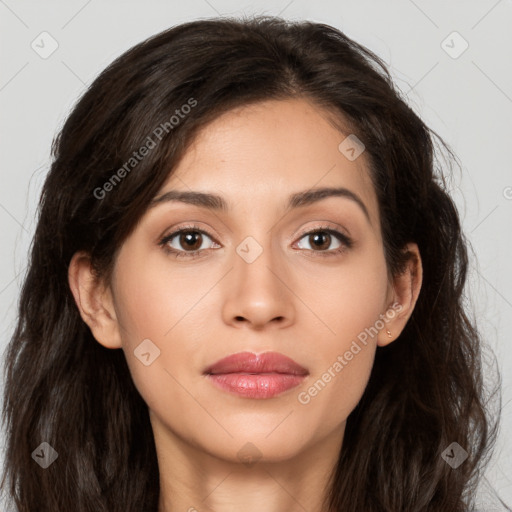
top-left (1, 15), bottom-right (507, 511)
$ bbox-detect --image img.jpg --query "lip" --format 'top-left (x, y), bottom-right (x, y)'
top-left (204, 351), bottom-right (309, 399)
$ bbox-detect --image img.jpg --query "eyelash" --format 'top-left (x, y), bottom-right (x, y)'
top-left (158, 223), bottom-right (353, 260)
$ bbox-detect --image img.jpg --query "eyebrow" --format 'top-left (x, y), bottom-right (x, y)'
top-left (149, 186), bottom-right (371, 224)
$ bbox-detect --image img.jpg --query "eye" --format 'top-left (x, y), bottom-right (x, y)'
top-left (294, 226), bottom-right (353, 257)
top-left (158, 224), bottom-right (220, 259)
top-left (158, 223), bottom-right (353, 260)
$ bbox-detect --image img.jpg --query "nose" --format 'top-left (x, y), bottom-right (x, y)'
top-left (221, 239), bottom-right (296, 330)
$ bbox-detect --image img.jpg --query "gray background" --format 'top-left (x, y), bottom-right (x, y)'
top-left (0, 0), bottom-right (511, 508)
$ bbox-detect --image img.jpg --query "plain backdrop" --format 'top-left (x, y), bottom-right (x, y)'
top-left (0, 0), bottom-right (511, 509)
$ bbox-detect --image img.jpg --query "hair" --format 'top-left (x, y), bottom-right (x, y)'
top-left (1, 14), bottom-right (508, 512)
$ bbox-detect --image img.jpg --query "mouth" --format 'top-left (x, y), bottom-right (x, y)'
top-left (204, 351), bottom-right (309, 399)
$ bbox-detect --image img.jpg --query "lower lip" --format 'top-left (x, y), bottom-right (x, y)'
top-left (207, 373), bottom-right (306, 399)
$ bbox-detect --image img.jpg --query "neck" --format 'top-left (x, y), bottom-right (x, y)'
top-left (152, 414), bottom-right (343, 512)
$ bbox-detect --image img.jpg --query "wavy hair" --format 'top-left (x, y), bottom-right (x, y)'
top-left (1, 15), bottom-right (507, 512)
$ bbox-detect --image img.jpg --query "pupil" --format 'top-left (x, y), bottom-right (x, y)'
top-left (182, 232), bottom-right (201, 250)
top-left (312, 233), bottom-right (330, 250)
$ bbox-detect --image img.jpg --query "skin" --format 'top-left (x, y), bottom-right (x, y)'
top-left (69, 98), bottom-right (422, 512)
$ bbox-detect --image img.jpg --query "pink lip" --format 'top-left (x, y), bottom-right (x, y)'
top-left (204, 351), bottom-right (309, 399)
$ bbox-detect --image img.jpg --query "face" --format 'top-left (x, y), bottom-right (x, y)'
top-left (92, 98), bottom-right (403, 463)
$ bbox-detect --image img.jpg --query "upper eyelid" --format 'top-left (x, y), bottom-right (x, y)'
top-left (294, 222), bottom-right (350, 239)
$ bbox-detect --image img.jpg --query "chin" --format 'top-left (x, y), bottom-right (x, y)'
top-left (202, 426), bottom-right (317, 465)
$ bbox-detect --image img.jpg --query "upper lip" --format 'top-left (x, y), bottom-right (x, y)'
top-left (204, 351), bottom-right (309, 376)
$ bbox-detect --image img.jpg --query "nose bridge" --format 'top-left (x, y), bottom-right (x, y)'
top-left (221, 231), bottom-right (295, 327)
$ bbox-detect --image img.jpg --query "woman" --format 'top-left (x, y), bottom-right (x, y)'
top-left (1, 15), bottom-right (507, 512)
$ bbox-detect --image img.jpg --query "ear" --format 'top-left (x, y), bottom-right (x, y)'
top-left (68, 251), bottom-right (122, 349)
top-left (377, 242), bottom-right (423, 347)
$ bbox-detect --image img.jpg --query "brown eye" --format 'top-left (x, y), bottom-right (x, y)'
top-left (308, 232), bottom-right (332, 251)
top-left (296, 229), bottom-right (344, 252)
top-left (159, 226), bottom-right (220, 259)
top-left (178, 231), bottom-right (204, 251)
top-left (293, 225), bottom-right (353, 258)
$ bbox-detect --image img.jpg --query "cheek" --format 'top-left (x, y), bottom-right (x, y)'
top-left (110, 252), bottom-right (208, 400)
top-left (296, 244), bottom-right (389, 344)
top-left (112, 250), bottom-right (206, 344)
top-left (293, 249), bottom-right (388, 420)
top-left (297, 347), bottom-right (375, 423)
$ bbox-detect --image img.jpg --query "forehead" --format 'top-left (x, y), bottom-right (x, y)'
top-left (157, 98), bottom-right (379, 225)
